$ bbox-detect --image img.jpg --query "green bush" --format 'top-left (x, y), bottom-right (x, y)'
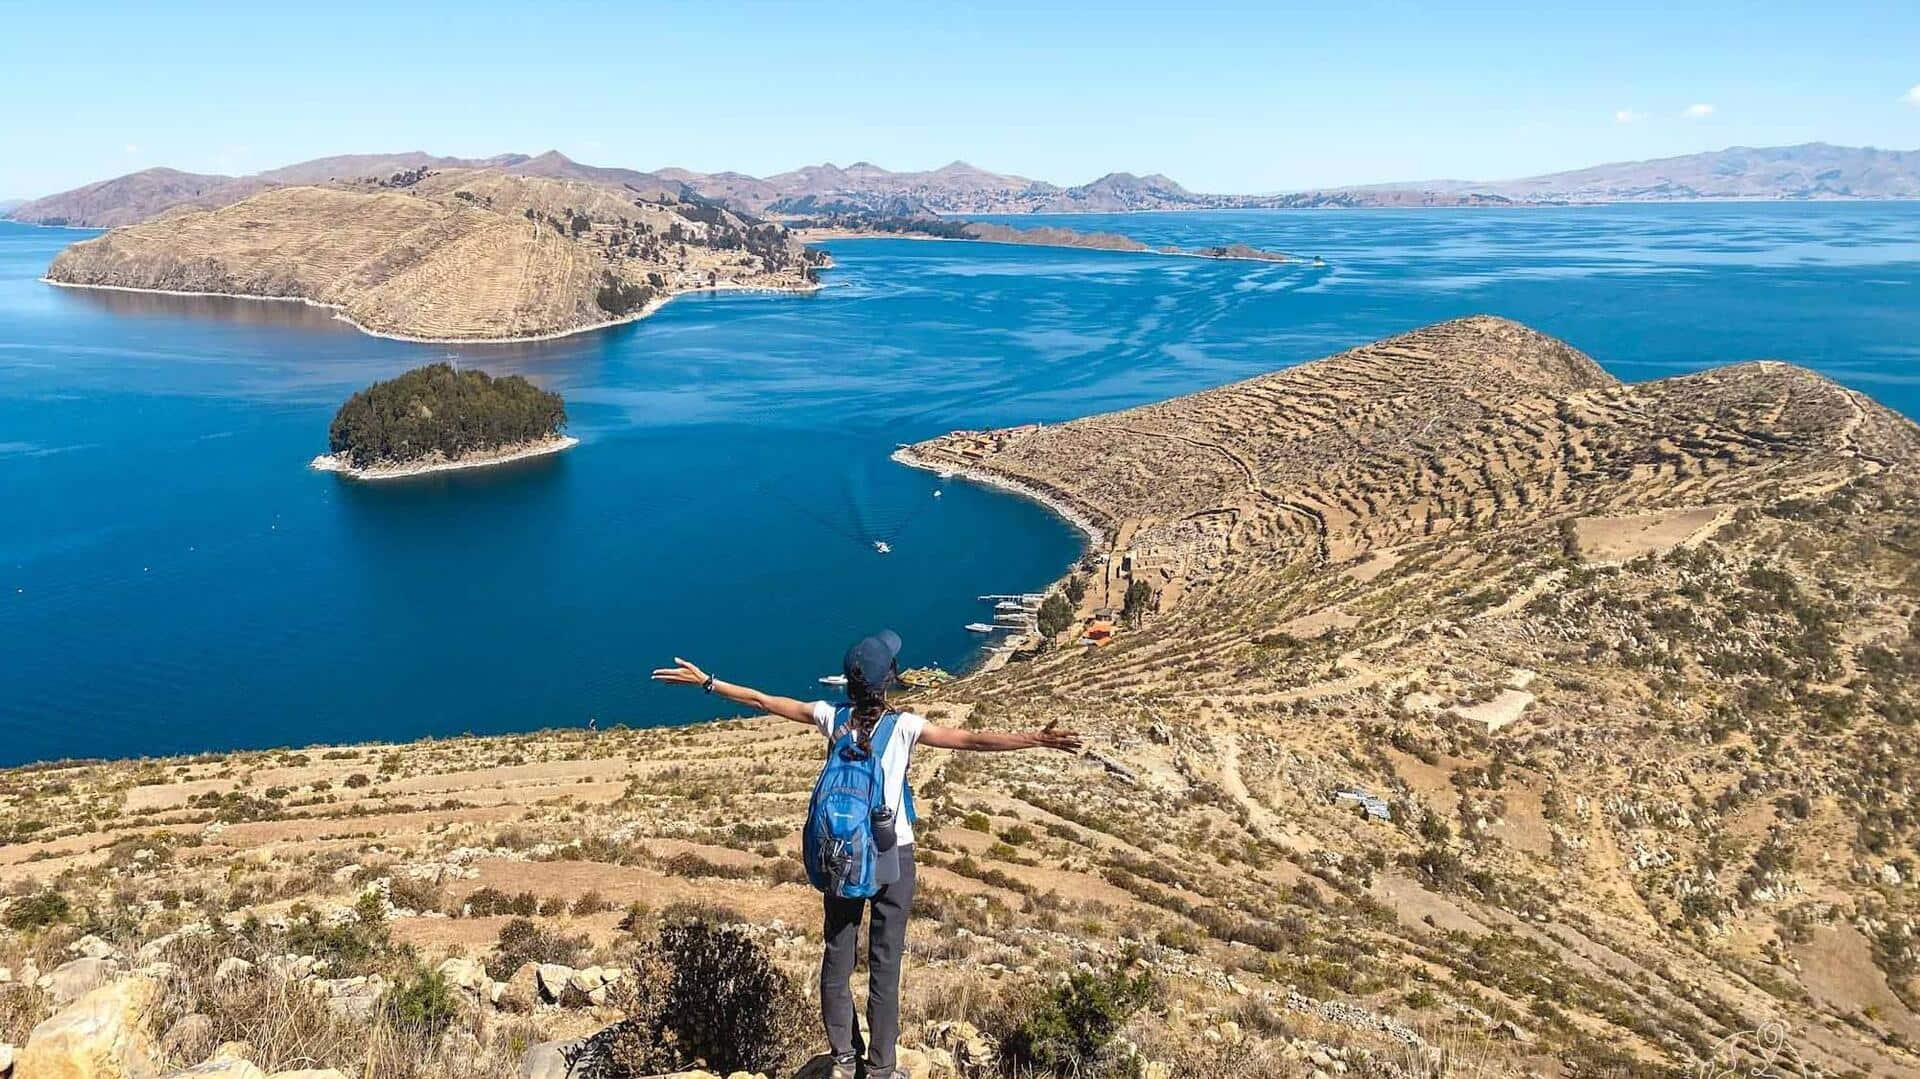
top-left (384, 968), bottom-right (459, 1042)
top-left (1122, 580), bottom-right (1155, 625)
top-left (1001, 963), bottom-right (1158, 1075)
top-left (3, 890), bottom-right (70, 930)
top-left (488, 916), bottom-right (588, 980)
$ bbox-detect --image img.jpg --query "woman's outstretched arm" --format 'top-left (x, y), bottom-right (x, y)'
top-left (651, 657), bottom-right (817, 726)
top-left (920, 720), bottom-right (1083, 753)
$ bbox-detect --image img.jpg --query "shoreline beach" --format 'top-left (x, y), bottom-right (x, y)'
top-left (891, 445), bottom-right (1108, 551)
top-left (310, 435), bottom-right (579, 480)
top-left (41, 276), bottom-right (823, 346)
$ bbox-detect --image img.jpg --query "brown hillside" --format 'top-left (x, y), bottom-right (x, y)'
top-left (42, 170), bottom-right (822, 341)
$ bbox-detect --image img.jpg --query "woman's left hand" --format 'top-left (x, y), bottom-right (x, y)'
top-left (651, 657), bottom-right (710, 687)
top-left (1031, 719), bottom-right (1084, 753)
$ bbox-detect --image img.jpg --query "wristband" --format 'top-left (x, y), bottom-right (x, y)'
top-left (702, 675), bottom-right (716, 694)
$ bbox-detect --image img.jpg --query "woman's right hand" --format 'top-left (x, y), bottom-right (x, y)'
top-left (651, 657), bottom-right (710, 687)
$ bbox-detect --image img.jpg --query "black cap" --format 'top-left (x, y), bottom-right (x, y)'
top-left (843, 629), bottom-right (902, 688)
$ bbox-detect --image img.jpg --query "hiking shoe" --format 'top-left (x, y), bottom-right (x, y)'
top-left (829, 1056), bottom-right (859, 1079)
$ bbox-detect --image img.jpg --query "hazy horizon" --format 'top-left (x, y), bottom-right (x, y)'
top-left (3, 1), bottom-right (1918, 199)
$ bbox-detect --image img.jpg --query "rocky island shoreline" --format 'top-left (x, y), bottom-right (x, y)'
top-left (311, 434), bottom-right (579, 481)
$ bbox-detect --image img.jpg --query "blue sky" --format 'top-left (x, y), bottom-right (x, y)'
top-left (3, 0), bottom-right (1917, 198)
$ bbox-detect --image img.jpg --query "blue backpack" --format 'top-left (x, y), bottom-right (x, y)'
top-left (805, 707), bottom-right (917, 899)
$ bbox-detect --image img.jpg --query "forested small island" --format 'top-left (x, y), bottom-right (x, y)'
top-left (311, 362), bottom-right (575, 479)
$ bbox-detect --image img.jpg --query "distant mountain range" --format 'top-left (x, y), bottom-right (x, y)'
top-left (1272, 142), bottom-right (1920, 207)
top-left (10, 142), bottom-right (1919, 228)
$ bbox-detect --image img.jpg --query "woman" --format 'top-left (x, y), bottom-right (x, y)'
top-left (653, 630), bottom-right (1082, 1079)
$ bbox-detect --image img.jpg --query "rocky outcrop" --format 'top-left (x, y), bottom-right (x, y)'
top-left (16, 975), bottom-right (164, 1079)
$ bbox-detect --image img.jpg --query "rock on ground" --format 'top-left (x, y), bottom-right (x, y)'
top-left (498, 962), bottom-right (541, 1013)
top-left (41, 958), bottom-right (118, 1006)
top-left (158, 1015), bottom-right (216, 1066)
top-left (517, 1039), bottom-right (578, 1079)
top-left (16, 975), bottom-right (164, 1079)
top-left (162, 1057), bottom-right (265, 1078)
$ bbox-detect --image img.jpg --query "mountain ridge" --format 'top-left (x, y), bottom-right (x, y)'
top-left (16, 142), bottom-right (1918, 228)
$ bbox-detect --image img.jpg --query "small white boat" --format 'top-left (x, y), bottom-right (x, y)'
top-left (995, 600), bottom-right (1033, 612)
top-left (932, 490), bottom-right (943, 498)
top-left (818, 674), bottom-right (847, 687)
top-left (965, 622), bottom-right (1011, 633)
top-left (874, 541), bottom-right (892, 554)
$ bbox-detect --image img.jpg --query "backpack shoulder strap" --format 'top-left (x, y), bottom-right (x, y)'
top-left (868, 711), bottom-right (903, 759)
top-left (827, 704), bottom-right (855, 747)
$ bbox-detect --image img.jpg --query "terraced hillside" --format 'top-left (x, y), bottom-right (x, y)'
top-left (41, 168), bottom-right (823, 341)
top-left (5, 319), bottom-right (1919, 1079)
top-left (904, 317), bottom-right (1920, 1074)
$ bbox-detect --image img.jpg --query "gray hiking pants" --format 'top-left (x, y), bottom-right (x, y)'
top-left (821, 844), bottom-right (916, 1072)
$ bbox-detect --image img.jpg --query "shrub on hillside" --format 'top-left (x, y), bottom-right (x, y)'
top-left (999, 962), bottom-right (1158, 1075)
top-left (383, 967), bottom-right (459, 1044)
top-left (488, 916), bottom-right (588, 980)
top-left (567, 914), bottom-right (808, 1077)
top-left (3, 889), bottom-right (71, 930)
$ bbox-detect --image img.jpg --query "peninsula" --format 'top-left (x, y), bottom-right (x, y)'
top-left (312, 362), bottom-right (573, 479)
top-left (40, 165), bottom-right (825, 342)
top-left (6, 319), bottom-right (1920, 1079)
top-left (796, 215), bottom-right (1299, 262)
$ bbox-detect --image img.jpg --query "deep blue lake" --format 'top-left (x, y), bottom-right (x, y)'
top-left (3, 202), bottom-right (1919, 765)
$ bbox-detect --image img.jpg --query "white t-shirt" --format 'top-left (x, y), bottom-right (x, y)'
top-left (810, 700), bottom-right (927, 847)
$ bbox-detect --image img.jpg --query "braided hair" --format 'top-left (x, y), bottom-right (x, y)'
top-left (845, 667), bottom-right (891, 755)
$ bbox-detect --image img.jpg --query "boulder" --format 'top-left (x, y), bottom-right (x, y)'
top-left (517, 1039), bottom-right (578, 1079)
top-left (896, 1048), bottom-right (931, 1078)
top-left (497, 963), bottom-right (541, 1013)
top-left (261, 955), bottom-right (319, 982)
top-left (135, 935), bottom-right (180, 964)
top-left (206, 1045), bottom-right (254, 1067)
top-left (212, 959), bottom-right (254, 984)
top-left (924, 1020), bottom-right (995, 1072)
top-left (43, 958), bottom-right (119, 1006)
top-left (159, 1014), bottom-right (217, 1065)
top-left (16, 974), bottom-right (164, 1079)
top-left (162, 1057), bottom-right (264, 1078)
top-left (534, 964), bottom-right (574, 1003)
top-left (565, 965), bottom-right (607, 995)
top-left (309, 976), bottom-right (385, 1021)
top-left (70, 936), bottom-right (121, 961)
top-left (434, 957), bottom-right (490, 995)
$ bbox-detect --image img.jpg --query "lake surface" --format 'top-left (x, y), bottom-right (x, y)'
top-left (4, 202), bottom-right (1919, 765)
